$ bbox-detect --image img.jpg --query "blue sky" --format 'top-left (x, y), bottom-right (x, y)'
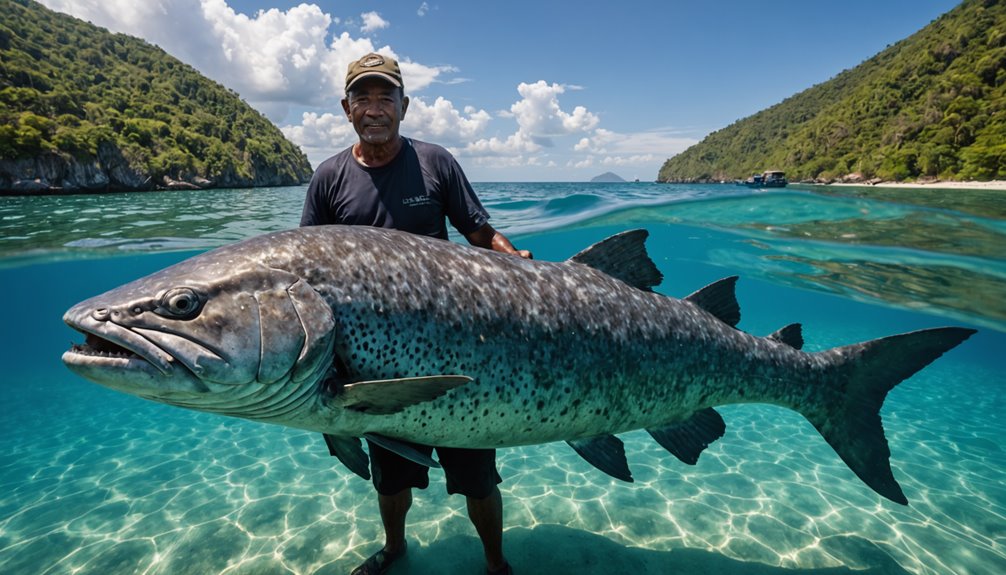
top-left (41, 0), bottom-right (961, 181)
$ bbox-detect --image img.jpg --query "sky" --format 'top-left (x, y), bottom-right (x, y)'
top-left (39, 0), bottom-right (962, 182)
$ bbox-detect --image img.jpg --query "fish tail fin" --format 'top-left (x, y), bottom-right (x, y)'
top-left (807, 327), bottom-right (975, 505)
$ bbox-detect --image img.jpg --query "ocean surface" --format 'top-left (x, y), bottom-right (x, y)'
top-left (0, 182), bottom-right (1003, 575)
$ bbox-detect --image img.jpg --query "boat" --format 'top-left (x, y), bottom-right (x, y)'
top-left (737, 170), bottom-right (787, 188)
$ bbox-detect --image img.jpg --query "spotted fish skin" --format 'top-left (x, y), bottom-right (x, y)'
top-left (62, 225), bottom-right (975, 504)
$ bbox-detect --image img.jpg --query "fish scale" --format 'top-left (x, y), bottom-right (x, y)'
top-left (62, 225), bottom-right (975, 504)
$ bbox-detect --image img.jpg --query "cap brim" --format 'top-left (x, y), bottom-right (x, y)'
top-left (346, 72), bottom-right (402, 91)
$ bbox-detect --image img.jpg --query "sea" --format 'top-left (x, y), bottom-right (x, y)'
top-left (0, 182), bottom-right (1003, 575)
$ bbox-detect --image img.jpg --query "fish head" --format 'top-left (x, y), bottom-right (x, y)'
top-left (62, 257), bottom-right (336, 408)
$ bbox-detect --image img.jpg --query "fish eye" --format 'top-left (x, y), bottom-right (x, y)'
top-left (155, 287), bottom-right (204, 319)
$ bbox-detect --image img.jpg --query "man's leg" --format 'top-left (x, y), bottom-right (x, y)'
top-left (378, 488), bottom-right (412, 554)
top-left (466, 486), bottom-right (508, 573)
top-left (352, 438), bottom-right (430, 575)
top-left (350, 489), bottom-right (412, 574)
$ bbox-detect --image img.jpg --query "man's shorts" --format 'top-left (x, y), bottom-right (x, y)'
top-left (366, 438), bottom-right (502, 499)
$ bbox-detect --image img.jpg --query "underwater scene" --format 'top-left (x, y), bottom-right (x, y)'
top-left (0, 182), bottom-right (1003, 574)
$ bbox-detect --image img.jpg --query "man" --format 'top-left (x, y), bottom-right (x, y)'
top-left (300, 53), bottom-right (528, 575)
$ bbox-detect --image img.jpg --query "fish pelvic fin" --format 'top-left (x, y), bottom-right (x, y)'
top-left (567, 435), bottom-right (634, 482)
top-left (683, 276), bottom-right (741, 327)
top-left (647, 407), bottom-right (726, 465)
top-left (323, 434), bottom-right (371, 480)
top-left (809, 327), bottom-right (976, 505)
top-left (569, 229), bottom-right (663, 291)
top-left (364, 433), bottom-right (442, 469)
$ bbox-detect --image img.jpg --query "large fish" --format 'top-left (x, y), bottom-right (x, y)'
top-left (63, 226), bottom-right (974, 504)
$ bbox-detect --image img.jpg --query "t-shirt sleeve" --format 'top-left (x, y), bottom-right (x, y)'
top-left (300, 162), bottom-right (333, 227)
top-left (443, 155), bottom-right (489, 235)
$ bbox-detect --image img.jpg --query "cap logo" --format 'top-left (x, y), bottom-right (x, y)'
top-left (361, 55), bottom-right (385, 68)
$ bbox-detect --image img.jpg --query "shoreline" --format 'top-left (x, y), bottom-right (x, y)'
top-left (808, 180), bottom-right (1006, 191)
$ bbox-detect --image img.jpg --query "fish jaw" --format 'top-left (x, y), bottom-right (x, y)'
top-left (62, 304), bottom-right (212, 397)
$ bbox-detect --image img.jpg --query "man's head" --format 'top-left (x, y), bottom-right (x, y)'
top-left (342, 53), bottom-right (409, 147)
top-left (345, 53), bottom-right (404, 94)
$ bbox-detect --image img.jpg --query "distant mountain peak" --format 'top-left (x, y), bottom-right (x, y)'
top-left (591, 172), bottom-right (626, 183)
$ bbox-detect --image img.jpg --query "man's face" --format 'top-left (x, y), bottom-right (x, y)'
top-left (342, 78), bottom-right (409, 146)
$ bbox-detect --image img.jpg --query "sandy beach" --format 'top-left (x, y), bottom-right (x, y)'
top-left (826, 180), bottom-right (1006, 191)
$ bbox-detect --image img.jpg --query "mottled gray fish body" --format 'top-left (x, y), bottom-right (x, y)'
top-left (63, 226), bottom-right (975, 504)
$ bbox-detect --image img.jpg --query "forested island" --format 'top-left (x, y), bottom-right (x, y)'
top-left (659, 0), bottom-right (1005, 184)
top-left (0, 0), bottom-right (313, 194)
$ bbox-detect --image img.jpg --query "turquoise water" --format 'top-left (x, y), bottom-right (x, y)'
top-left (0, 183), bottom-right (1003, 574)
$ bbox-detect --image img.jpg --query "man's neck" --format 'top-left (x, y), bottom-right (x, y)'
top-left (353, 136), bottom-right (403, 168)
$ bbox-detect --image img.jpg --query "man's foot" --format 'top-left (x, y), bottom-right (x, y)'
top-left (487, 561), bottom-right (513, 575)
top-left (350, 542), bottom-right (407, 575)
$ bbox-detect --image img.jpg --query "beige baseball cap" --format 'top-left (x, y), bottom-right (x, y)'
top-left (345, 53), bottom-right (403, 91)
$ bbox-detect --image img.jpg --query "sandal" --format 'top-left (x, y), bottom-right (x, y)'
top-left (350, 542), bottom-right (407, 575)
top-left (487, 561), bottom-right (513, 575)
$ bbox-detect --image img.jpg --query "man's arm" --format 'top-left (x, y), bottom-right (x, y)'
top-left (465, 223), bottom-right (533, 259)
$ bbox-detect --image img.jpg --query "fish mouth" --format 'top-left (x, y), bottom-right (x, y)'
top-left (62, 310), bottom-right (206, 395)
top-left (63, 315), bottom-right (174, 374)
top-left (72, 332), bottom-right (138, 360)
top-left (61, 317), bottom-right (211, 398)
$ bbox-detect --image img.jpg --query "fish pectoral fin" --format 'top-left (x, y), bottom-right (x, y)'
top-left (566, 435), bottom-right (634, 482)
top-left (364, 433), bottom-right (442, 469)
top-left (322, 434), bottom-right (371, 480)
top-left (339, 375), bottom-right (473, 415)
top-left (767, 323), bottom-right (804, 349)
top-left (647, 407), bottom-right (726, 465)
top-left (569, 229), bottom-right (663, 291)
top-left (683, 277), bottom-right (741, 327)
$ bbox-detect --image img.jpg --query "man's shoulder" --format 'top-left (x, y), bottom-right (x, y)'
top-left (315, 147), bottom-right (355, 173)
top-left (406, 138), bottom-right (455, 162)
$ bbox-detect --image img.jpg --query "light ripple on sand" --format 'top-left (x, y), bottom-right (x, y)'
top-left (1, 352), bottom-right (1004, 574)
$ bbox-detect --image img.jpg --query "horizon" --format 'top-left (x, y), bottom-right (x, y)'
top-left (38, 0), bottom-right (962, 181)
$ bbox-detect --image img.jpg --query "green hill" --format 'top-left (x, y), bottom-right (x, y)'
top-left (658, 0), bottom-right (1006, 184)
top-left (0, 0), bottom-right (313, 193)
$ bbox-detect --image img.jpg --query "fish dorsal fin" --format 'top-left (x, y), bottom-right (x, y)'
top-left (364, 433), bottom-right (442, 469)
top-left (767, 323), bottom-right (804, 349)
top-left (323, 434), bottom-right (371, 479)
top-left (683, 276), bottom-right (740, 327)
top-left (566, 435), bottom-right (634, 482)
top-left (337, 375), bottom-right (472, 415)
top-left (646, 407), bottom-right (726, 465)
top-left (569, 229), bottom-right (663, 291)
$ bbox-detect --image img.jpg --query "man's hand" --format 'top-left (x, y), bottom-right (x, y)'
top-left (465, 224), bottom-right (532, 259)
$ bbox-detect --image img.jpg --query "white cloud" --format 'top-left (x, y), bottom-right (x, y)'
top-left (403, 98), bottom-right (492, 147)
top-left (453, 81), bottom-right (601, 160)
top-left (38, 1), bottom-right (688, 178)
top-left (200, 0), bottom-right (336, 101)
top-left (279, 111), bottom-right (356, 162)
top-left (37, 1), bottom-right (444, 121)
top-left (574, 128), bottom-right (696, 162)
top-left (360, 11), bottom-right (389, 34)
top-left (510, 81), bottom-right (599, 139)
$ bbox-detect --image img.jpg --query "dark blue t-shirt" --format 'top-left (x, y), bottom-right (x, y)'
top-left (299, 138), bottom-right (489, 239)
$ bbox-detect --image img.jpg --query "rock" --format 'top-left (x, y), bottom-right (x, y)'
top-left (1, 140), bottom-right (309, 194)
top-left (161, 176), bottom-right (201, 190)
top-left (11, 179), bottom-right (52, 193)
top-left (192, 176), bottom-right (214, 188)
top-left (97, 142), bottom-right (150, 190)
